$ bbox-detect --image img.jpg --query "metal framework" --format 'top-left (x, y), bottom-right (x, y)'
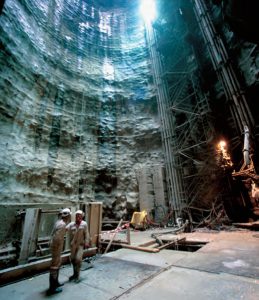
top-left (192, 0), bottom-right (254, 135)
top-left (145, 2), bottom-right (215, 220)
top-left (145, 24), bottom-right (184, 219)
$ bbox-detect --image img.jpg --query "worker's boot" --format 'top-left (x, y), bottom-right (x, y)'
top-left (74, 264), bottom-right (81, 283)
top-left (56, 269), bottom-right (64, 287)
top-left (47, 270), bottom-right (63, 295)
top-left (69, 265), bottom-right (77, 281)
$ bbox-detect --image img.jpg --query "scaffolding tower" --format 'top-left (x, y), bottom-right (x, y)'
top-left (146, 1), bottom-right (216, 221)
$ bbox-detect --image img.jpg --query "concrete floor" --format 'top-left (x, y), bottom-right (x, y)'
top-left (0, 229), bottom-right (258, 300)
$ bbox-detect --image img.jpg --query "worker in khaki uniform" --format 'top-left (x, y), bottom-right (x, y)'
top-left (67, 210), bottom-right (90, 283)
top-left (48, 208), bottom-right (71, 295)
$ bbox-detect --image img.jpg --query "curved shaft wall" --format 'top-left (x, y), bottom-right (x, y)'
top-left (0, 0), bottom-right (164, 217)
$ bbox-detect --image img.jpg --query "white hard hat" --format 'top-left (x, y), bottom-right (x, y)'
top-left (75, 209), bottom-right (84, 216)
top-left (61, 208), bottom-right (71, 217)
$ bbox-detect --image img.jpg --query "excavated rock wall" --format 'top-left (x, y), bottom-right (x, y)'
top-left (0, 0), bottom-right (165, 222)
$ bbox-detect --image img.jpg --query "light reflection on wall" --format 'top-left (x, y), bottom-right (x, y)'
top-left (140, 0), bottom-right (156, 23)
top-left (103, 57), bottom-right (115, 80)
top-left (98, 11), bottom-right (112, 36)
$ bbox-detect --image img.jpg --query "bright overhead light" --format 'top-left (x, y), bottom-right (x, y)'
top-left (140, 0), bottom-right (156, 23)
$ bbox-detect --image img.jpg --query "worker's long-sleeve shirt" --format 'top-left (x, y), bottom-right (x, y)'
top-left (66, 220), bottom-right (90, 249)
top-left (50, 219), bottom-right (67, 269)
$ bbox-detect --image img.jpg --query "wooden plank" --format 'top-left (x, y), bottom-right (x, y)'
top-left (104, 219), bottom-right (123, 254)
top-left (87, 202), bottom-right (102, 247)
top-left (0, 254), bottom-right (16, 261)
top-left (18, 208), bottom-right (41, 265)
top-left (40, 209), bottom-right (60, 214)
top-left (139, 240), bottom-right (157, 247)
top-left (102, 220), bottom-right (129, 224)
top-left (121, 244), bottom-right (160, 253)
top-left (89, 204), bottom-right (99, 243)
top-left (126, 226), bottom-right (131, 245)
top-left (100, 240), bottom-right (129, 245)
top-left (100, 241), bottom-right (160, 253)
top-left (0, 246), bottom-right (16, 255)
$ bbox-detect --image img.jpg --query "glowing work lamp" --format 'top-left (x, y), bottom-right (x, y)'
top-left (216, 139), bottom-right (233, 168)
top-left (140, 0), bottom-right (156, 23)
top-left (218, 140), bottom-right (226, 149)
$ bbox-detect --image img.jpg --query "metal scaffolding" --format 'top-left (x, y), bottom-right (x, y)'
top-left (145, 2), bottom-right (216, 220)
top-left (192, 0), bottom-right (254, 135)
top-left (145, 27), bottom-right (185, 219)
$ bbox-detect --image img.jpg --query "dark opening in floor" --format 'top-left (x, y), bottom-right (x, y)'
top-left (164, 240), bottom-right (208, 252)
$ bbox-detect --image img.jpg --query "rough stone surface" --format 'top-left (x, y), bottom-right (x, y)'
top-left (0, 0), bottom-right (165, 224)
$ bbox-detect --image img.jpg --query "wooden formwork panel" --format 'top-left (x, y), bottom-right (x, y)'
top-left (87, 202), bottom-right (103, 247)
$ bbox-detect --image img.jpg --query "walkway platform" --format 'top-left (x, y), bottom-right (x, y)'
top-left (0, 229), bottom-right (258, 300)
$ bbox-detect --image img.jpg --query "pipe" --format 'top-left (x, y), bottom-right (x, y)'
top-left (243, 125), bottom-right (250, 166)
top-left (146, 26), bottom-right (185, 217)
top-left (192, 0), bottom-right (254, 134)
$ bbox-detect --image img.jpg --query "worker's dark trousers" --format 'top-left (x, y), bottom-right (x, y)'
top-left (49, 269), bottom-right (59, 291)
top-left (75, 264), bottom-right (79, 279)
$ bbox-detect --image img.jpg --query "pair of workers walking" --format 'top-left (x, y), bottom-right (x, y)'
top-left (48, 208), bottom-right (90, 295)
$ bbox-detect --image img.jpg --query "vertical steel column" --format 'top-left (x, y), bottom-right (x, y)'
top-left (145, 23), bottom-right (185, 219)
top-left (192, 0), bottom-right (254, 134)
